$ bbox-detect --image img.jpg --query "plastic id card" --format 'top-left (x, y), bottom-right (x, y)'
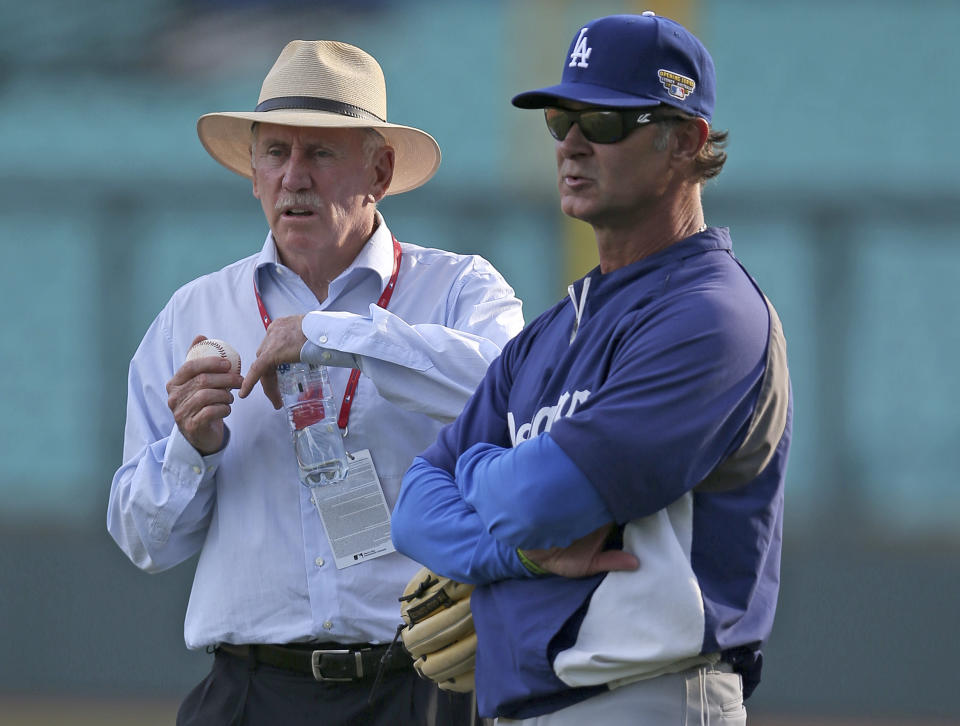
top-left (309, 449), bottom-right (396, 569)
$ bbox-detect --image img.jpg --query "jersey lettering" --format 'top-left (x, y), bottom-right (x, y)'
top-left (507, 388), bottom-right (591, 446)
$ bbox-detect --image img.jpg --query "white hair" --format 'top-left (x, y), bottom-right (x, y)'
top-left (361, 128), bottom-right (386, 164)
top-left (652, 123), bottom-right (673, 152)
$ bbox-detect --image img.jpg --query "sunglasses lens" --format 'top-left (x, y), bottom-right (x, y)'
top-left (544, 108), bottom-right (574, 140)
top-left (577, 111), bottom-right (624, 143)
top-left (544, 108), bottom-right (632, 144)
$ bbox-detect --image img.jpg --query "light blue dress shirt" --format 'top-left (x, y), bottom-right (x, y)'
top-left (107, 214), bottom-right (524, 648)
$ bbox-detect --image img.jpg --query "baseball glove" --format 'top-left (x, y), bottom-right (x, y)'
top-left (399, 566), bottom-right (476, 692)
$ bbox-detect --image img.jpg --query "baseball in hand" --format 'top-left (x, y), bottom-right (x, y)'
top-left (185, 338), bottom-right (241, 374)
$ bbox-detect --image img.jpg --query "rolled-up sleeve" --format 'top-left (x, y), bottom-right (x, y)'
top-left (301, 259), bottom-right (523, 422)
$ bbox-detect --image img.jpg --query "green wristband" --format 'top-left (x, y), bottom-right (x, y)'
top-left (516, 548), bottom-right (549, 576)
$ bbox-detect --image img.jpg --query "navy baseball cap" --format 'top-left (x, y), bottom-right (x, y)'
top-left (511, 12), bottom-right (715, 122)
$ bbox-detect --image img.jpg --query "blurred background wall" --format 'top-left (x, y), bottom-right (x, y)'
top-left (1, 0), bottom-right (958, 724)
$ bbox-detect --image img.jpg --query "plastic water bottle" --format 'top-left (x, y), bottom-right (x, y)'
top-left (277, 362), bottom-right (350, 486)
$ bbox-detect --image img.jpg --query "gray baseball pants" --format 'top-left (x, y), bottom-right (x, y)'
top-left (496, 663), bottom-right (746, 726)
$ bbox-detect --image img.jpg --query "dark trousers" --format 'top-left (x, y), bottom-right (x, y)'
top-left (176, 648), bottom-right (477, 726)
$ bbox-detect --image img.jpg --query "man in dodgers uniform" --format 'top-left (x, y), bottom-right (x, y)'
top-left (392, 13), bottom-right (791, 725)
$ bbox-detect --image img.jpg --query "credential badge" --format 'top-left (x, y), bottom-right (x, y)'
top-left (658, 69), bottom-right (696, 100)
top-left (569, 28), bottom-right (592, 68)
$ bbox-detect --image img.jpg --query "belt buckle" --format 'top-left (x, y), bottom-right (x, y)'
top-left (310, 648), bottom-right (362, 682)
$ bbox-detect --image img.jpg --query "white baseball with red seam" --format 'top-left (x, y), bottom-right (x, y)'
top-left (185, 338), bottom-right (241, 374)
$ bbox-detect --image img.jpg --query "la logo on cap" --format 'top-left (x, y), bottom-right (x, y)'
top-left (569, 27), bottom-right (592, 67)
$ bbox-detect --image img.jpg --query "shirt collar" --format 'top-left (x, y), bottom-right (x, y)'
top-left (629, 225), bottom-right (731, 268)
top-left (338, 210), bottom-right (396, 294)
top-left (570, 226), bottom-right (733, 305)
top-left (590, 226), bottom-right (732, 283)
top-left (254, 211), bottom-right (396, 295)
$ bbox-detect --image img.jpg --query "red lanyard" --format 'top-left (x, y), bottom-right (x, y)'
top-left (254, 236), bottom-right (402, 431)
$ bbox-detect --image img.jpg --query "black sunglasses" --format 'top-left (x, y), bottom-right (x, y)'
top-left (544, 107), bottom-right (684, 144)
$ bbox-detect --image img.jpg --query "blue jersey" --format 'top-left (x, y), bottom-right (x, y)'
top-left (393, 228), bottom-right (791, 719)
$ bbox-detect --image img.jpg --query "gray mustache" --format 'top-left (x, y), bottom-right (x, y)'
top-left (275, 192), bottom-right (322, 210)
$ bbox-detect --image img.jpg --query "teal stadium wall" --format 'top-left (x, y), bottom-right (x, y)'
top-left (0, 0), bottom-right (958, 722)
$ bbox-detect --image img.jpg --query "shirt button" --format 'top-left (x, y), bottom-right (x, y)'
top-left (315, 557), bottom-right (325, 567)
top-left (192, 465), bottom-right (202, 475)
top-left (322, 621), bottom-right (333, 630)
top-left (318, 335), bottom-right (328, 344)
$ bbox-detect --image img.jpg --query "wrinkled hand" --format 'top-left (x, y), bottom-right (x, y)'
top-left (238, 315), bottom-right (307, 409)
top-left (167, 335), bottom-right (244, 455)
top-left (521, 524), bottom-right (639, 579)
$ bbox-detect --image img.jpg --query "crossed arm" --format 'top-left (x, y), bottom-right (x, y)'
top-left (391, 435), bottom-right (639, 586)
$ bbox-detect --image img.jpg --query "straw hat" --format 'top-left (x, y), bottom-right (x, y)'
top-left (197, 40), bottom-right (441, 195)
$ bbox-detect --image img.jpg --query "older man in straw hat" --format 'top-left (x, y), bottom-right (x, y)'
top-left (107, 40), bottom-right (522, 725)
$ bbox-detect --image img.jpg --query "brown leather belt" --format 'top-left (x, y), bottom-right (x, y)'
top-left (218, 642), bottom-right (411, 682)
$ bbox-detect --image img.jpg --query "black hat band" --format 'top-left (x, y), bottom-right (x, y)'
top-left (255, 96), bottom-right (385, 123)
